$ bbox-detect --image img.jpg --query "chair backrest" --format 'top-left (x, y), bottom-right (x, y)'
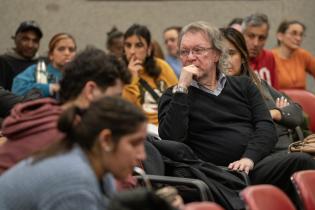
top-left (280, 89), bottom-right (315, 132)
top-left (240, 185), bottom-right (296, 210)
top-left (291, 170), bottom-right (315, 210)
top-left (184, 202), bottom-right (225, 210)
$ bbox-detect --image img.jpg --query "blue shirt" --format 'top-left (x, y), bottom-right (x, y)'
top-left (165, 55), bottom-right (182, 78)
top-left (12, 63), bottom-right (62, 97)
top-left (0, 145), bottom-right (116, 210)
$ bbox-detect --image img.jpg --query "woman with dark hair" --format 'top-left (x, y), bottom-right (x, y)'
top-left (272, 20), bottom-right (315, 89)
top-left (122, 24), bottom-right (177, 126)
top-left (0, 96), bottom-right (147, 210)
top-left (12, 33), bottom-right (76, 97)
top-left (221, 27), bottom-right (304, 153)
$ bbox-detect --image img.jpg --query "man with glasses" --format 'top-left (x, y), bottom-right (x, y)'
top-left (0, 20), bottom-right (43, 90)
top-left (242, 13), bottom-right (278, 89)
top-left (158, 21), bottom-right (315, 208)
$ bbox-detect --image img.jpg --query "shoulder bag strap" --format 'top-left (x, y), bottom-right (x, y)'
top-left (139, 78), bottom-right (160, 103)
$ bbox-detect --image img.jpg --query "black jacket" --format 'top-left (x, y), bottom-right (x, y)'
top-left (146, 137), bottom-right (246, 210)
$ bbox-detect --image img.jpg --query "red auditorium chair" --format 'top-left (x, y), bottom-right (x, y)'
top-left (240, 185), bottom-right (296, 210)
top-left (184, 202), bottom-right (225, 210)
top-left (280, 89), bottom-right (315, 133)
top-left (291, 170), bottom-right (315, 210)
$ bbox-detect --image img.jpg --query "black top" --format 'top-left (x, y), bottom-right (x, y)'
top-left (0, 54), bottom-right (37, 90)
top-left (158, 76), bottom-right (277, 166)
top-left (0, 86), bottom-right (23, 118)
top-left (261, 80), bottom-right (303, 151)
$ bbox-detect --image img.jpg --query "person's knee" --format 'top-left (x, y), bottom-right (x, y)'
top-left (287, 153), bottom-right (315, 169)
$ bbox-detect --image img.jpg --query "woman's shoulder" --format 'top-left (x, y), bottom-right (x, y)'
top-left (154, 58), bottom-right (172, 70)
top-left (294, 48), bottom-right (313, 57)
top-left (154, 58), bottom-right (178, 81)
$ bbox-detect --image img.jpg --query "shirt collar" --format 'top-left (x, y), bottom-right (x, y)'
top-left (191, 72), bottom-right (226, 96)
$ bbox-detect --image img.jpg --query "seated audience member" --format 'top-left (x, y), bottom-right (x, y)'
top-left (272, 20), bottom-right (315, 89)
top-left (242, 13), bottom-right (278, 89)
top-left (0, 87), bottom-right (29, 118)
top-left (158, 21), bottom-right (315, 205)
top-left (0, 86), bottom-right (42, 124)
top-left (163, 26), bottom-right (182, 78)
top-left (0, 47), bottom-right (131, 174)
top-left (12, 33), bottom-right (76, 97)
top-left (0, 20), bottom-right (43, 90)
top-left (122, 24), bottom-right (177, 126)
top-left (0, 96), bottom-right (147, 210)
top-left (227, 17), bottom-right (243, 32)
top-left (221, 27), bottom-right (304, 153)
top-left (106, 26), bottom-right (124, 59)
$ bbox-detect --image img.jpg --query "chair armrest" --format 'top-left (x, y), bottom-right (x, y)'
top-left (135, 174), bottom-right (213, 201)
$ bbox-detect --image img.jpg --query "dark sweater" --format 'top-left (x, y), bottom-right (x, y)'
top-left (0, 54), bottom-right (37, 90)
top-left (158, 76), bottom-right (277, 166)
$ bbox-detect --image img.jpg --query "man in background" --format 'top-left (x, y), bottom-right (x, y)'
top-left (242, 13), bottom-right (278, 89)
top-left (163, 26), bottom-right (182, 78)
top-left (0, 20), bottom-right (43, 90)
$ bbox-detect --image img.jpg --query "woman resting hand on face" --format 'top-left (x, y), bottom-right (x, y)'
top-left (122, 24), bottom-right (178, 126)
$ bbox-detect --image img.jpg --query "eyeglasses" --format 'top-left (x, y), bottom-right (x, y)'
top-left (179, 47), bottom-right (213, 57)
top-left (286, 31), bottom-right (305, 38)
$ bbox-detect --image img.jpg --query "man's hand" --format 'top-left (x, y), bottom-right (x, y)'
top-left (128, 55), bottom-right (143, 77)
top-left (178, 64), bottom-right (200, 88)
top-left (228, 157), bottom-right (254, 174)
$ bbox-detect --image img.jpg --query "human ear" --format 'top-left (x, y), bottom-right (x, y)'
top-left (82, 81), bottom-right (99, 102)
top-left (276, 33), bottom-right (284, 43)
top-left (99, 129), bottom-right (114, 153)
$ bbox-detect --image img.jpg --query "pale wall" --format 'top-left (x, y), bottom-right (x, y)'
top-left (1, 0), bottom-right (314, 90)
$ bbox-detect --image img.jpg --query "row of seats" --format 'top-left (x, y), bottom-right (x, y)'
top-left (181, 170), bottom-right (315, 210)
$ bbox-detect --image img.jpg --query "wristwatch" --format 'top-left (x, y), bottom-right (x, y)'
top-left (172, 85), bottom-right (188, 94)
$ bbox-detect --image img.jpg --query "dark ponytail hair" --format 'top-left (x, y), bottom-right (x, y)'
top-left (33, 97), bottom-right (147, 162)
top-left (123, 24), bottom-right (161, 78)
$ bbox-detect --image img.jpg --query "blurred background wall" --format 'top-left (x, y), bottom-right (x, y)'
top-left (1, 0), bottom-right (314, 91)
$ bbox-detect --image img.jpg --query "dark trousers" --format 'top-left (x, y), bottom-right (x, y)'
top-left (249, 152), bottom-right (315, 208)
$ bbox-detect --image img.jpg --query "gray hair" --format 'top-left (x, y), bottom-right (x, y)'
top-left (178, 21), bottom-right (228, 75)
top-left (241, 13), bottom-right (270, 32)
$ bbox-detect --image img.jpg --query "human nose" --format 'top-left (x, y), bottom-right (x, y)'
top-left (129, 45), bottom-right (136, 55)
top-left (26, 40), bottom-right (35, 48)
top-left (295, 35), bottom-right (303, 42)
top-left (186, 50), bottom-right (197, 61)
top-left (252, 37), bottom-right (259, 47)
top-left (136, 144), bottom-right (146, 161)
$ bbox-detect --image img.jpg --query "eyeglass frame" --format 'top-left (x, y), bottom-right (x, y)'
top-left (179, 47), bottom-right (214, 57)
top-left (285, 31), bottom-right (305, 38)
